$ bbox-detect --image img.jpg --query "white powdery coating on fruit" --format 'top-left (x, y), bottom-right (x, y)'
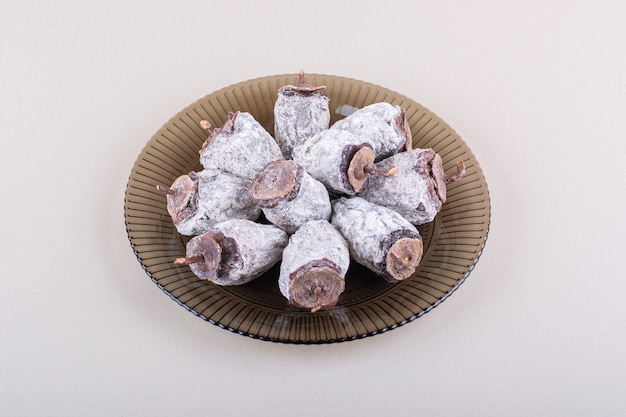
top-left (261, 170), bottom-right (332, 234)
top-left (175, 210), bottom-right (213, 236)
top-left (331, 197), bottom-right (419, 272)
top-left (200, 112), bottom-right (283, 180)
top-left (173, 170), bottom-right (261, 236)
top-left (210, 219), bottom-right (289, 286)
top-left (293, 129), bottom-right (364, 195)
top-left (196, 169), bottom-right (261, 222)
top-left (279, 220), bottom-right (350, 300)
top-left (357, 150), bottom-right (441, 225)
top-left (330, 102), bottom-right (406, 160)
top-left (274, 93), bottom-right (330, 159)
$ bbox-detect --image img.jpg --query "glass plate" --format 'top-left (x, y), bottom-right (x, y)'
top-left (124, 73), bottom-right (490, 344)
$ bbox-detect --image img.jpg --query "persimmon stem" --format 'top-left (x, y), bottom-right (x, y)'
top-left (445, 161), bottom-right (465, 183)
top-left (298, 69), bottom-right (306, 86)
top-left (200, 120), bottom-right (214, 134)
top-left (174, 254), bottom-right (204, 266)
top-left (156, 185), bottom-right (175, 195)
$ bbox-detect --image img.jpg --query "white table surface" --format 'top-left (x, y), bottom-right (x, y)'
top-left (2, 1), bottom-right (625, 416)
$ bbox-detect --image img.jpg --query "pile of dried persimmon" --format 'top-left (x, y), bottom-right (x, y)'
top-left (157, 72), bottom-right (465, 312)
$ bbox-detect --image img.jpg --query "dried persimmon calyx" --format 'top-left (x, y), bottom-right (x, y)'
top-left (250, 159), bottom-right (332, 234)
top-left (292, 129), bottom-right (397, 196)
top-left (331, 197), bottom-right (423, 283)
top-left (156, 172), bottom-right (198, 224)
top-left (199, 111), bottom-right (284, 180)
top-left (330, 102), bottom-right (412, 161)
top-left (357, 148), bottom-right (465, 225)
top-left (274, 71), bottom-right (330, 159)
top-left (278, 219), bottom-right (350, 312)
top-left (175, 219), bottom-right (289, 286)
top-left (156, 172), bottom-right (206, 236)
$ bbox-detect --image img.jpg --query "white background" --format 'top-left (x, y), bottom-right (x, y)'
top-left (2, 1), bottom-right (625, 416)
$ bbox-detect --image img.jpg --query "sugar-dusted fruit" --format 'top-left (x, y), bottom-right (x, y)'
top-left (358, 149), bottom-right (465, 225)
top-left (331, 197), bottom-right (423, 283)
top-left (156, 170), bottom-right (261, 236)
top-left (199, 111), bottom-right (283, 180)
top-left (279, 220), bottom-right (350, 312)
top-left (330, 102), bottom-right (412, 161)
top-left (174, 219), bottom-right (288, 286)
top-left (274, 71), bottom-right (330, 159)
top-left (250, 159), bottom-right (331, 234)
top-left (292, 129), bottom-right (397, 196)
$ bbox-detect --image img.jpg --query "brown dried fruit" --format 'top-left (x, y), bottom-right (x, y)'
top-left (157, 169), bottom-right (261, 236)
top-left (292, 129), bottom-right (397, 196)
top-left (330, 102), bottom-right (412, 161)
top-left (199, 111), bottom-right (283, 180)
top-left (357, 149), bottom-right (465, 225)
top-left (251, 160), bottom-right (331, 234)
top-left (279, 219), bottom-right (350, 312)
top-left (331, 197), bottom-right (423, 283)
top-left (175, 219), bottom-right (289, 286)
top-left (274, 71), bottom-right (330, 158)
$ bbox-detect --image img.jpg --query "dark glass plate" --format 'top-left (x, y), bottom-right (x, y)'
top-left (124, 74), bottom-right (490, 344)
